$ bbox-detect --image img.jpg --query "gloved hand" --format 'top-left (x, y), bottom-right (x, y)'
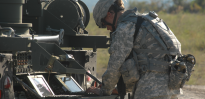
top-left (86, 85), bottom-right (118, 95)
top-left (86, 86), bottom-right (101, 95)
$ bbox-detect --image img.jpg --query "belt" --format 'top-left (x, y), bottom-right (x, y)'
top-left (138, 59), bottom-right (170, 73)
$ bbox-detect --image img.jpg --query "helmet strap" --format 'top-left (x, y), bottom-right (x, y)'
top-left (111, 3), bottom-right (124, 31)
top-left (101, 14), bottom-right (116, 32)
top-left (111, 11), bottom-right (117, 31)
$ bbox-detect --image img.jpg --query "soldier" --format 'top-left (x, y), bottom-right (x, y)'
top-left (86, 0), bottom-right (183, 99)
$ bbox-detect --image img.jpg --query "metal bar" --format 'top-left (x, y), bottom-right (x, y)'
top-left (14, 76), bottom-right (44, 99)
top-left (31, 41), bottom-right (86, 74)
top-left (63, 36), bottom-right (110, 48)
top-left (0, 37), bottom-right (30, 51)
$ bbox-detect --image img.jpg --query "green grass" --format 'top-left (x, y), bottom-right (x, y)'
top-left (86, 13), bottom-right (205, 85)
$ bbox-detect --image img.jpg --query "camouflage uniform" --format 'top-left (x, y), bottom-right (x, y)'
top-left (101, 8), bottom-right (181, 99)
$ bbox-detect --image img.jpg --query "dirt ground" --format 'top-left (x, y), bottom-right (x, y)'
top-left (99, 78), bottom-right (205, 99)
top-left (123, 85), bottom-right (205, 99)
top-left (178, 85), bottom-right (205, 99)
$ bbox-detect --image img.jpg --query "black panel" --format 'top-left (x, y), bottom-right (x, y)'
top-left (63, 36), bottom-right (110, 48)
top-left (46, 0), bottom-right (79, 29)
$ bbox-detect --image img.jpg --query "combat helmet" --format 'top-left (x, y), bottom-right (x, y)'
top-left (93, 0), bottom-right (124, 31)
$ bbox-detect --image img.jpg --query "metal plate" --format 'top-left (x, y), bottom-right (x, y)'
top-left (46, 0), bottom-right (80, 29)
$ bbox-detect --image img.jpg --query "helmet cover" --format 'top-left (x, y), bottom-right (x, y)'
top-left (93, 0), bottom-right (116, 28)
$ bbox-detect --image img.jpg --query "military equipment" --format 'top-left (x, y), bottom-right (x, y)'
top-left (174, 61), bottom-right (186, 73)
top-left (181, 54), bottom-right (196, 65)
top-left (177, 54), bottom-right (196, 81)
top-left (0, 0), bottom-right (117, 99)
top-left (169, 54), bottom-right (196, 90)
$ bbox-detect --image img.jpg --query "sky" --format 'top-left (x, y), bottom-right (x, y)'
top-left (81, 0), bottom-right (194, 13)
top-left (81, 0), bottom-right (129, 12)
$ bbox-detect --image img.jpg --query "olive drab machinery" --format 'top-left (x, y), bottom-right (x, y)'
top-left (0, 0), bottom-right (116, 99)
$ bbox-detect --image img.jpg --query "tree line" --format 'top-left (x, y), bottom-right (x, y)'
top-left (128, 0), bottom-right (205, 14)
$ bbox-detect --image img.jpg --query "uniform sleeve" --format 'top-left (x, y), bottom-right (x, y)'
top-left (101, 22), bottom-right (136, 95)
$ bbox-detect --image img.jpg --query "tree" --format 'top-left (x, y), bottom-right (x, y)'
top-left (128, 0), bottom-right (205, 14)
top-left (194, 0), bottom-right (205, 9)
top-left (172, 0), bottom-right (187, 6)
top-left (128, 0), bottom-right (166, 13)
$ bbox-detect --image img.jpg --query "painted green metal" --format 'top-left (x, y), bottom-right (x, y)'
top-left (0, 22), bottom-right (32, 35)
top-left (0, 0), bottom-right (31, 35)
top-left (64, 36), bottom-right (110, 48)
top-left (0, 0), bottom-right (113, 98)
top-left (45, 0), bottom-right (80, 29)
top-left (0, 0), bottom-right (24, 23)
top-left (0, 37), bottom-right (30, 51)
top-left (44, 10), bottom-right (77, 36)
top-left (31, 41), bottom-right (86, 74)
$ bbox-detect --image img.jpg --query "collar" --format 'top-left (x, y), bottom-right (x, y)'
top-left (117, 7), bottom-right (139, 25)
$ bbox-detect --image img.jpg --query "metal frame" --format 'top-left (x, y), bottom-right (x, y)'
top-left (27, 75), bottom-right (55, 97)
top-left (55, 75), bottom-right (84, 93)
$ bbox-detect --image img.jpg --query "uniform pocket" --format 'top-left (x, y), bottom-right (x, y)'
top-left (168, 65), bottom-right (187, 90)
top-left (120, 58), bottom-right (140, 92)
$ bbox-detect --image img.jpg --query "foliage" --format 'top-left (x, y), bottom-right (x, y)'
top-left (86, 13), bottom-right (205, 85)
top-left (128, 0), bottom-right (168, 13)
top-left (128, 0), bottom-right (205, 14)
top-left (189, 0), bottom-right (205, 13)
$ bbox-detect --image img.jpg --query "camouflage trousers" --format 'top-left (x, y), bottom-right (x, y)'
top-left (132, 72), bottom-right (180, 99)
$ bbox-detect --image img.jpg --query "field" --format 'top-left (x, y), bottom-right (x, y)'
top-left (85, 13), bottom-right (205, 85)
